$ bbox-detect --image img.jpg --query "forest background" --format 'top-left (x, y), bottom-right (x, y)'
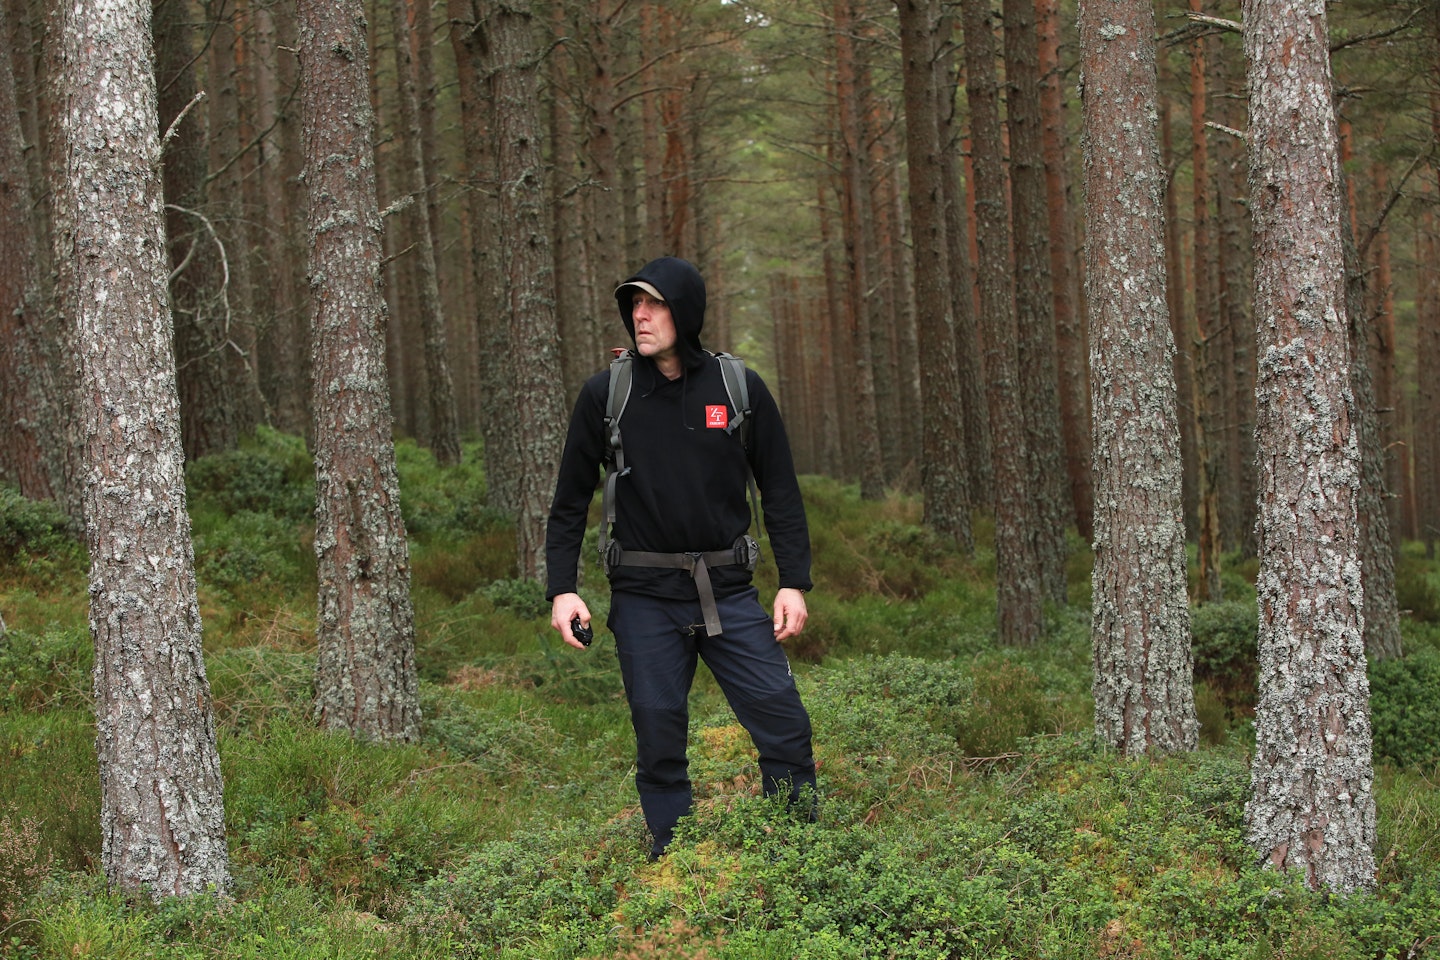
top-left (4, 0), bottom-right (1438, 560)
top-left (2, 0), bottom-right (1440, 956)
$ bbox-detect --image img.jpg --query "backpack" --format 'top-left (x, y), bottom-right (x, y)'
top-left (598, 349), bottom-right (762, 575)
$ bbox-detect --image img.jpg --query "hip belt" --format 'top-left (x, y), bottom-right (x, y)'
top-left (606, 536), bottom-right (760, 636)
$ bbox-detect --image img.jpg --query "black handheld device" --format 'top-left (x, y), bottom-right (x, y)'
top-left (570, 615), bottom-right (593, 647)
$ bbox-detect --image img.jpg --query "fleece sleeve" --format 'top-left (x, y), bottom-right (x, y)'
top-left (544, 375), bottom-right (608, 599)
top-left (745, 369), bottom-right (814, 593)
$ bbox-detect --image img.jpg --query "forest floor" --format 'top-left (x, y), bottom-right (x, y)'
top-left (2, 428), bottom-right (1438, 959)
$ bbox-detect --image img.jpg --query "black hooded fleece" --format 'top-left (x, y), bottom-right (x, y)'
top-left (544, 256), bottom-right (813, 603)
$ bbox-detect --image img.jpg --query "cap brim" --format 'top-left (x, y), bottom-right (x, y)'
top-left (615, 279), bottom-right (665, 301)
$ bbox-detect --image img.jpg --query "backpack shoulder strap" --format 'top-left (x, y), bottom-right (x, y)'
top-left (605, 349), bottom-right (636, 455)
top-left (599, 350), bottom-right (636, 559)
top-left (710, 351), bottom-right (763, 538)
top-left (712, 351), bottom-right (751, 450)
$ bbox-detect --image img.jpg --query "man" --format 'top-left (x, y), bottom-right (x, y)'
top-left (545, 256), bottom-right (817, 858)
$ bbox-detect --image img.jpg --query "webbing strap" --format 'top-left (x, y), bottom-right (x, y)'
top-left (714, 353), bottom-right (764, 539)
top-left (616, 549), bottom-right (737, 636)
top-left (600, 353), bottom-right (636, 559)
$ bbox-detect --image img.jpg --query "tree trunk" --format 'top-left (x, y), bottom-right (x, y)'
top-left (641, 1), bottom-right (665, 254)
top-left (59, 0), bottom-right (230, 895)
top-left (389, 0), bottom-right (461, 466)
top-left (1214, 52), bottom-right (1256, 558)
top-left (41, 0), bottom-right (87, 521)
top-left (1161, 92), bottom-right (1200, 542)
top-left (157, 0), bottom-right (239, 463)
top-left (896, 0), bottom-right (971, 550)
top-left (817, 169), bottom-right (847, 479)
top-left (484, 0), bottom-right (567, 582)
top-left (0, 13), bottom-right (69, 506)
top-left (936, 15), bottom-right (990, 508)
top-left (1241, 0), bottom-right (1376, 894)
top-left (298, 0), bottom-right (421, 743)
top-left (862, 82), bottom-right (905, 486)
top-left (1416, 65), bottom-right (1440, 553)
top-left (549, 2), bottom-right (599, 399)
top-left (962, 0), bottom-right (1043, 645)
top-left (584, 0), bottom-right (624, 314)
top-left (1079, 0), bottom-right (1198, 756)
top-left (204, 0), bottom-right (263, 441)
top-left (450, 0), bottom-right (518, 517)
top-left (1418, 193), bottom-right (1440, 556)
top-left (1338, 171), bottom-right (1403, 661)
top-left (880, 125), bottom-right (923, 480)
top-left (410, 0), bottom-right (443, 255)
top-left (833, 0), bottom-right (885, 500)
top-left (1189, 6), bottom-right (1223, 603)
top-left (1004, 0), bottom-right (1069, 603)
top-left (1366, 160), bottom-right (1403, 547)
top-left (251, 0), bottom-right (311, 436)
top-left (1037, 0), bottom-right (1091, 542)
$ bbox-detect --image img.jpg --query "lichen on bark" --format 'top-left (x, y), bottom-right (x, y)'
top-left (1079, 0), bottom-right (1198, 756)
top-left (298, 0), bottom-right (421, 743)
top-left (1241, 0), bottom-right (1377, 894)
top-left (60, 0), bottom-right (230, 898)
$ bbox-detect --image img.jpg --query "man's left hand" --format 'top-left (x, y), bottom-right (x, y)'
top-left (772, 587), bottom-right (808, 641)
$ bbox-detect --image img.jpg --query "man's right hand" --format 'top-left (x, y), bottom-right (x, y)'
top-left (550, 593), bottom-right (592, 650)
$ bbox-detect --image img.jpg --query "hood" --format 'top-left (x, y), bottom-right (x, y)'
top-left (616, 256), bottom-right (708, 371)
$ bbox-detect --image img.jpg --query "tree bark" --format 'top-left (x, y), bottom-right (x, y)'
top-left (833, 0), bottom-right (885, 500)
top-left (1366, 160), bottom-right (1403, 548)
top-left (1241, 0), bottom-right (1376, 894)
top-left (583, 0), bottom-right (624, 317)
top-left (1418, 193), bottom-right (1440, 556)
top-left (298, 0), bottom-right (422, 742)
top-left (450, 0), bottom-right (518, 516)
top-left (1037, 0), bottom-right (1092, 542)
top-left (157, 0), bottom-right (240, 463)
top-left (1161, 91), bottom-right (1199, 542)
top-left (962, 0), bottom-right (1043, 645)
top-left (1005, 0), bottom-right (1069, 603)
top-left (251, 0), bottom-right (311, 437)
top-left (204, 0), bottom-right (263, 441)
top-left (896, 0), bottom-right (971, 550)
top-left (1338, 170), bottom-right (1403, 661)
top-left (880, 121), bottom-right (923, 479)
top-left (1079, 0), bottom-right (1198, 756)
top-left (389, 0), bottom-right (462, 466)
top-left (0, 11), bottom-right (70, 507)
top-left (59, 0), bottom-right (230, 895)
top-left (40, 0), bottom-right (87, 521)
top-left (484, 0), bottom-right (567, 582)
top-left (550, 1), bottom-right (600, 400)
top-left (862, 81), bottom-right (905, 485)
top-left (1188, 5), bottom-right (1224, 603)
top-left (817, 167), bottom-right (847, 479)
top-left (1214, 50), bottom-right (1256, 558)
top-left (935, 14), bottom-right (990, 507)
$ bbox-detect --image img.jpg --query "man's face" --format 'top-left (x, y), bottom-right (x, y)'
top-left (632, 292), bottom-right (678, 361)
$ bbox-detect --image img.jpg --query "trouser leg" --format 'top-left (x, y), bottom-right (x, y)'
top-left (701, 588), bottom-right (817, 815)
top-left (609, 592), bottom-right (699, 857)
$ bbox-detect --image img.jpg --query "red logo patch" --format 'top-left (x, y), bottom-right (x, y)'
top-left (705, 405), bottom-right (728, 429)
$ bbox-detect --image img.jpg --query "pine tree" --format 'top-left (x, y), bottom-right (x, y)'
top-left (1241, 0), bottom-right (1376, 893)
top-left (59, 0), bottom-right (230, 895)
top-left (298, 0), bottom-right (422, 742)
top-left (1079, 0), bottom-right (1198, 755)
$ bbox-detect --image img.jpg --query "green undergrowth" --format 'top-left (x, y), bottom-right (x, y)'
top-left (2, 446), bottom-right (1440, 958)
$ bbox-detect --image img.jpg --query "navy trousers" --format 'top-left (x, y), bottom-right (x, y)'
top-left (608, 587), bottom-right (817, 856)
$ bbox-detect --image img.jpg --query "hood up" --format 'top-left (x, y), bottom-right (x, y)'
top-left (615, 256), bottom-right (708, 371)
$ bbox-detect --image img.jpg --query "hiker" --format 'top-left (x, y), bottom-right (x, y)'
top-left (544, 255), bottom-right (817, 858)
